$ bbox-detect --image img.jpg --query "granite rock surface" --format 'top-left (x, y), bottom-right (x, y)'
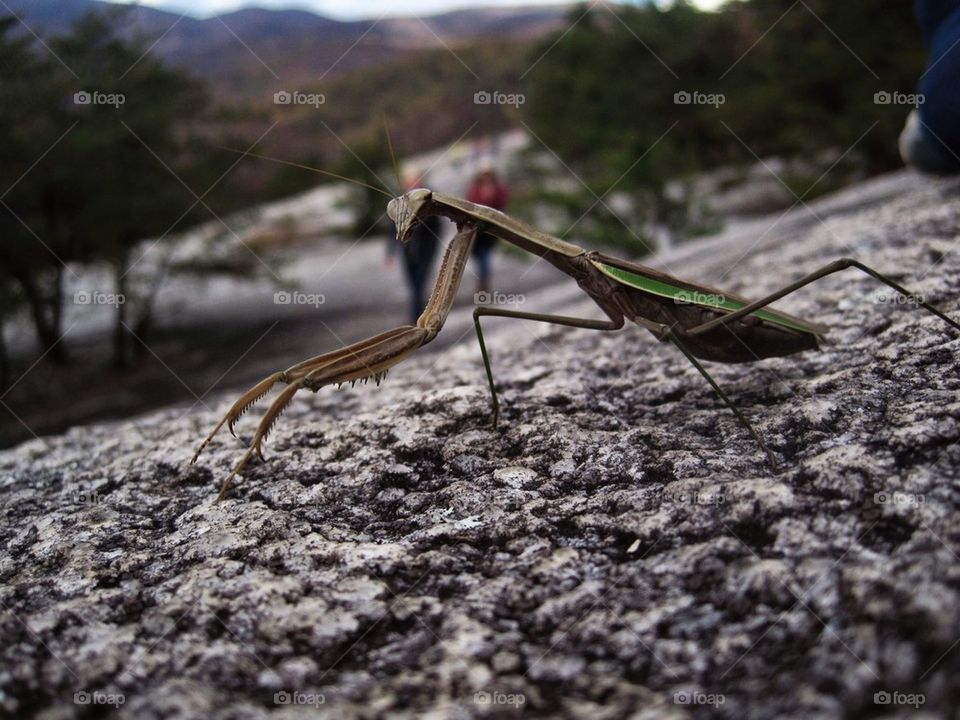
top-left (2, 171), bottom-right (960, 719)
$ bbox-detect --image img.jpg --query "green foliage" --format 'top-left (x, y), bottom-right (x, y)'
top-left (522, 0), bottom-right (926, 253)
top-left (258, 151), bottom-right (327, 202)
top-left (52, 14), bottom-right (209, 257)
top-left (0, 11), bottom-right (263, 366)
top-left (333, 137), bottom-right (396, 238)
top-left (252, 38), bottom-right (530, 187)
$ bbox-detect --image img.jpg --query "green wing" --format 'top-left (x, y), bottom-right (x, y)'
top-left (592, 261), bottom-right (825, 336)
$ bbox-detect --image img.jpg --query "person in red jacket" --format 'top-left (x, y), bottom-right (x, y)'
top-left (465, 167), bottom-right (509, 297)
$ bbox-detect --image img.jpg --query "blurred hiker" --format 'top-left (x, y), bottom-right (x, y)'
top-left (387, 175), bottom-right (441, 324)
top-left (900, 0), bottom-right (960, 173)
top-left (465, 165), bottom-right (509, 297)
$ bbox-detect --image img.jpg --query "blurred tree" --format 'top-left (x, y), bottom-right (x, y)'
top-left (522, 0), bottom-right (925, 251)
top-left (721, 0), bottom-right (924, 172)
top-left (260, 151), bottom-right (327, 201)
top-left (49, 13), bottom-right (215, 367)
top-left (1, 12), bottom-right (263, 369)
top-left (334, 135), bottom-right (396, 238)
top-left (0, 281), bottom-right (22, 393)
top-left (0, 16), bottom-right (77, 362)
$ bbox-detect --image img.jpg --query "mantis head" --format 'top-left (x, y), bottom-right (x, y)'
top-left (388, 188), bottom-right (432, 242)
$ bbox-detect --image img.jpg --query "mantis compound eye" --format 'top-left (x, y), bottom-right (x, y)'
top-left (389, 188), bottom-right (432, 242)
top-left (386, 197), bottom-right (400, 223)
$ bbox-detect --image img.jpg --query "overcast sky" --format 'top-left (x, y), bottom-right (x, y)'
top-left (104, 0), bottom-right (728, 20)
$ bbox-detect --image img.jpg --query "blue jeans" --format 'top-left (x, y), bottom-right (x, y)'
top-left (405, 258), bottom-right (430, 324)
top-left (472, 233), bottom-right (496, 292)
top-left (904, 0), bottom-right (960, 172)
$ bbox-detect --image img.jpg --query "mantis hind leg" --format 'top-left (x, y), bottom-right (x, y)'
top-left (472, 306), bottom-right (623, 427)
top-left (471, 306), bottom-right (777, 469)
top-left (675, 258), bottom-right (959, 470)
top-left (687, 257), bottom-right (960, 337)
top-left (666, 328), bottom-right (779, 471)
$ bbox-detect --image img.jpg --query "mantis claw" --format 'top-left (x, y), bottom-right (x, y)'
top-left (192, 226), bottom-right (479, 499)
top-left (198, 326), bottom-right (438, 499)
top-left (209, 330), bottom-right (427, 499)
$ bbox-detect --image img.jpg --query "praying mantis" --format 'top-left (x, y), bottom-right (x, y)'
top-left (192, 186), bottom-right (960, 499)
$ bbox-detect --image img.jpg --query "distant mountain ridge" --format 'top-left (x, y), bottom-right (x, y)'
top-left (2, 0), bottom-right (584, 186)
top-left (3, 0), bottom-right (571, 98)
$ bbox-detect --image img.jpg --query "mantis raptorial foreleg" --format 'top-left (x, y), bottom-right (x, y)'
top-left (194, 225), bottom-right (477, 499)
top-left (191, 326), bottom-right (421, 464)
top-left (687, 258), bottom-right (960, 337)
top-left (472, 306), bottom-right (624, 427)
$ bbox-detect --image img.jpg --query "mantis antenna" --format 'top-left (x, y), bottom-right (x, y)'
top-left (214, 145), bottom-right (394, 199)
top-left (382, 113), bottom-right (402, 192)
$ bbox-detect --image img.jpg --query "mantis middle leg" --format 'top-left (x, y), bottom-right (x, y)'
top-left (194, 224), bottom-right (478, 499)
top-left (472, 305), bottom-right (624, 427)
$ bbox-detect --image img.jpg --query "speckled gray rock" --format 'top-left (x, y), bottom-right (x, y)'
top-left (2, 171), bottom-right (960, 720)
